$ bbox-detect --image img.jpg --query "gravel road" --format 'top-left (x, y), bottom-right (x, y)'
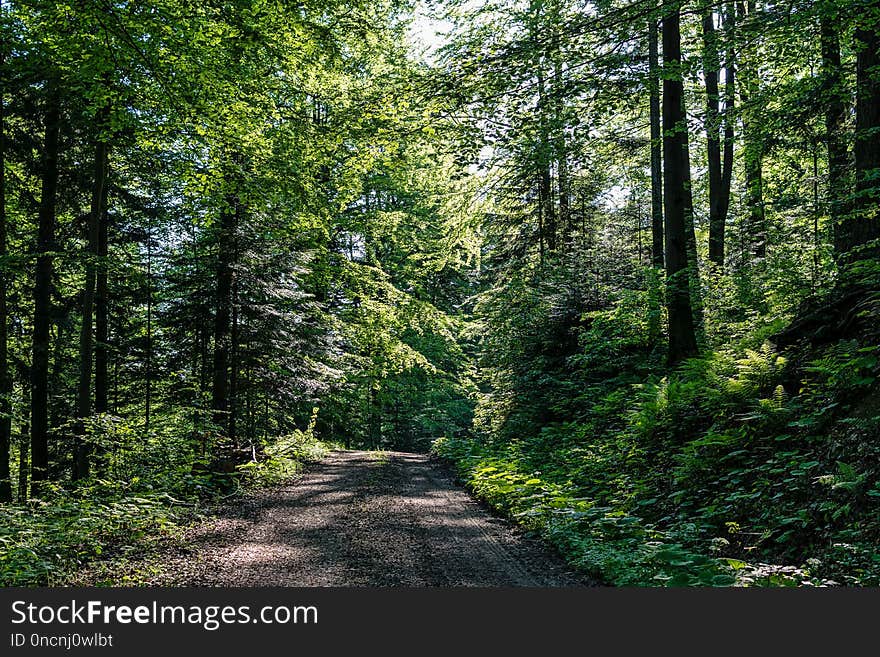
top-left (140, 450), bottom-right (591, 586)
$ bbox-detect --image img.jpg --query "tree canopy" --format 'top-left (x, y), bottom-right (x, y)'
top-left (1, 0), bottom-right (879, 586)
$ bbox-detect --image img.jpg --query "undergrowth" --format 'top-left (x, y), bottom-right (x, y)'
top-left (434, 328), bottom-right (880, 586)
top-left (236, 409), bottom-right (331, 487)
top-left (0, 412), bottom-right (330, 587)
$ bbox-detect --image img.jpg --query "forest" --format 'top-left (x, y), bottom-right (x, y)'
top-left (0, 0), bottom-right (878, 588)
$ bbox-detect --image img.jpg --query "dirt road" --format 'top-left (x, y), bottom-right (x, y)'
top-left (149, 450), bottom-right (590, 586)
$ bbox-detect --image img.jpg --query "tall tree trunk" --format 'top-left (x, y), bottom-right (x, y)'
top-left (244, 345), bottom-right (253, 448)
top-left (95, 195), bottom-right (109, 414)
top-left (551, 6), bottom-right (570, 237)
top-left (74, 116), bottom-right (109, 480)
top-left (649, 19), bottom-right (664, 269)
top-left (662, 4), bottom-right (699, 364)
top-left (30, 83), bottom-right (61, 495)
top-left (229, 276), bottom-right (239, 448)
top-left (113, 351), bottom-right (119, 413)
top-left (555, 79), bottom-right (570, 238)
top-left (845, 6), bottom-right (880, 259)
top-left (703, 9), bottom-right (726, 267)
top-left (17, 378), bottom-right (29, 502)
top-left (0, 42), bottom-right (11, 502)
top-left (95, 148), bottom-right (110, 416)
top-left (211, 192), bottom-right (238, 436)
top-left (739, 1), bottom-right (766, 261)
top-left (821, 12), bottom-right (849, 258)
top-left (683, 134), bottom-right (705, 340)
top-left (49, 323), bottom-right (66, 431)
top-left (530, 0), bottom-right (555, 255)
top-left (536, 67), bottom-right (556, 254)
top-left (369, 382), bottom-right (380, 450)
top-left (744, 146), bottom-right (765, 258)
top-left (721, 0), bottom-right (735, 242)
top-left (647, 17), bottom-right (665, 347)
top-left (145, 228), bottom-right (152, 431)
top-left (113, 348), bottom-right (121, 415)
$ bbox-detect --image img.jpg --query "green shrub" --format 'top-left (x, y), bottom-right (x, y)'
top-left (433, 320), bottom-right (880, 587)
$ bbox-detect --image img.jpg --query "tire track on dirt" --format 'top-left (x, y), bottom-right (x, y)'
top-left (98, 450), bottom-right (592, 587)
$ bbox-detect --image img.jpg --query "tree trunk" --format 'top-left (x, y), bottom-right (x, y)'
top-left (113, 351), bottom-right (119, 413)
top-left (721, 0), bottom-right (735, 246)
top-left (229, 276), bottom-right (239, 448)
top-left (649, 19), bottom-right (664, 269)
top-left (211, 192), bottom-right (238, 435)
top-left (113, 351), bottom-right (119, 414)
top-left (370, 383), bottom-right (380, 449)
top-left (647, 17), bottom-right (665, 346)
top-left (49, 323), bottom-right (66, 433)
top-left (30, 83), bottom-right (61, 495)
top-left (552, 16), bottom-right (570, 237)
top-left (703, 9), bottom-right (726, 267)
top-left (145, 228), bottom-right (152, 431)
top-left (0, 44), bottom-right (11, 501)
top-left (662, 5), bottom-right (700, 364)
top-left (529, 0), bottom-right (556, 256)
top-left (536, 67), bottom-right (556, 254)
top-left (74, 119), bottom-right (109, 480)
top-left (17, 379), bottom-right (29, 502)
top-left (844, 8), bottom-right (880, 259)
top-left (821, 13), bottom-right (848, 257)
top-left (200, 322), bottom-right (210, 398)
top-left (95, 183), bottom-right (110, 413)
top-left (744, 148), bottom-right (765, 258)
top-left (739, 1), bottom-right (766, 261)
top-left (683, 134), bottom-right (705, 340)
top-left (244, 346), bottom-right (253, 447)
top-left (17, 434), bottom-right (28, 502)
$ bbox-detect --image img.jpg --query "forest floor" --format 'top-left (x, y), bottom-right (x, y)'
top-left (78, 450), bottom-right (591, 586)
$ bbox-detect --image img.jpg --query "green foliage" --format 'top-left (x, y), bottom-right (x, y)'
top-left (0, 489), bottom-right (182, 587)
top-left (3, 0), bottom-right (880, 591)
top-left (237, 408), bottom-right (331, 487)
top-left (433, 436), bottom-right (738, 586)
top-left (435, 311), bottom-right (880, 586)
top-left (0, 402), bottom-right (332, 586)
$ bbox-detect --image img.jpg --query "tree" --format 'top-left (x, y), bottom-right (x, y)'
top-left (73, 104), bottom-right (110, 480)
top-left (662, 2), bottom-right (699, 363)
top-left (0, 14), bottom-right (10, 501)
top-left (95, 172), bottom-right (109, 415)
top-left (30, 81), bottom-right (61, 494)
top-left (820, 1), bottom-right (849, 257)
top-left (211, 186), bottom-right (239, 445)
top-left (739, 1), bottom-right (767, 262)
top-left (703, 5), bottom-right (734, 267)
top-left (844, 0), bottom-right (880, 259)
top-left (649, 17), bottom-right (664, 270)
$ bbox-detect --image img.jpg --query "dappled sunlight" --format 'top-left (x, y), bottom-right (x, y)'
top-left (156, 451), bottom-right (586, 587)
